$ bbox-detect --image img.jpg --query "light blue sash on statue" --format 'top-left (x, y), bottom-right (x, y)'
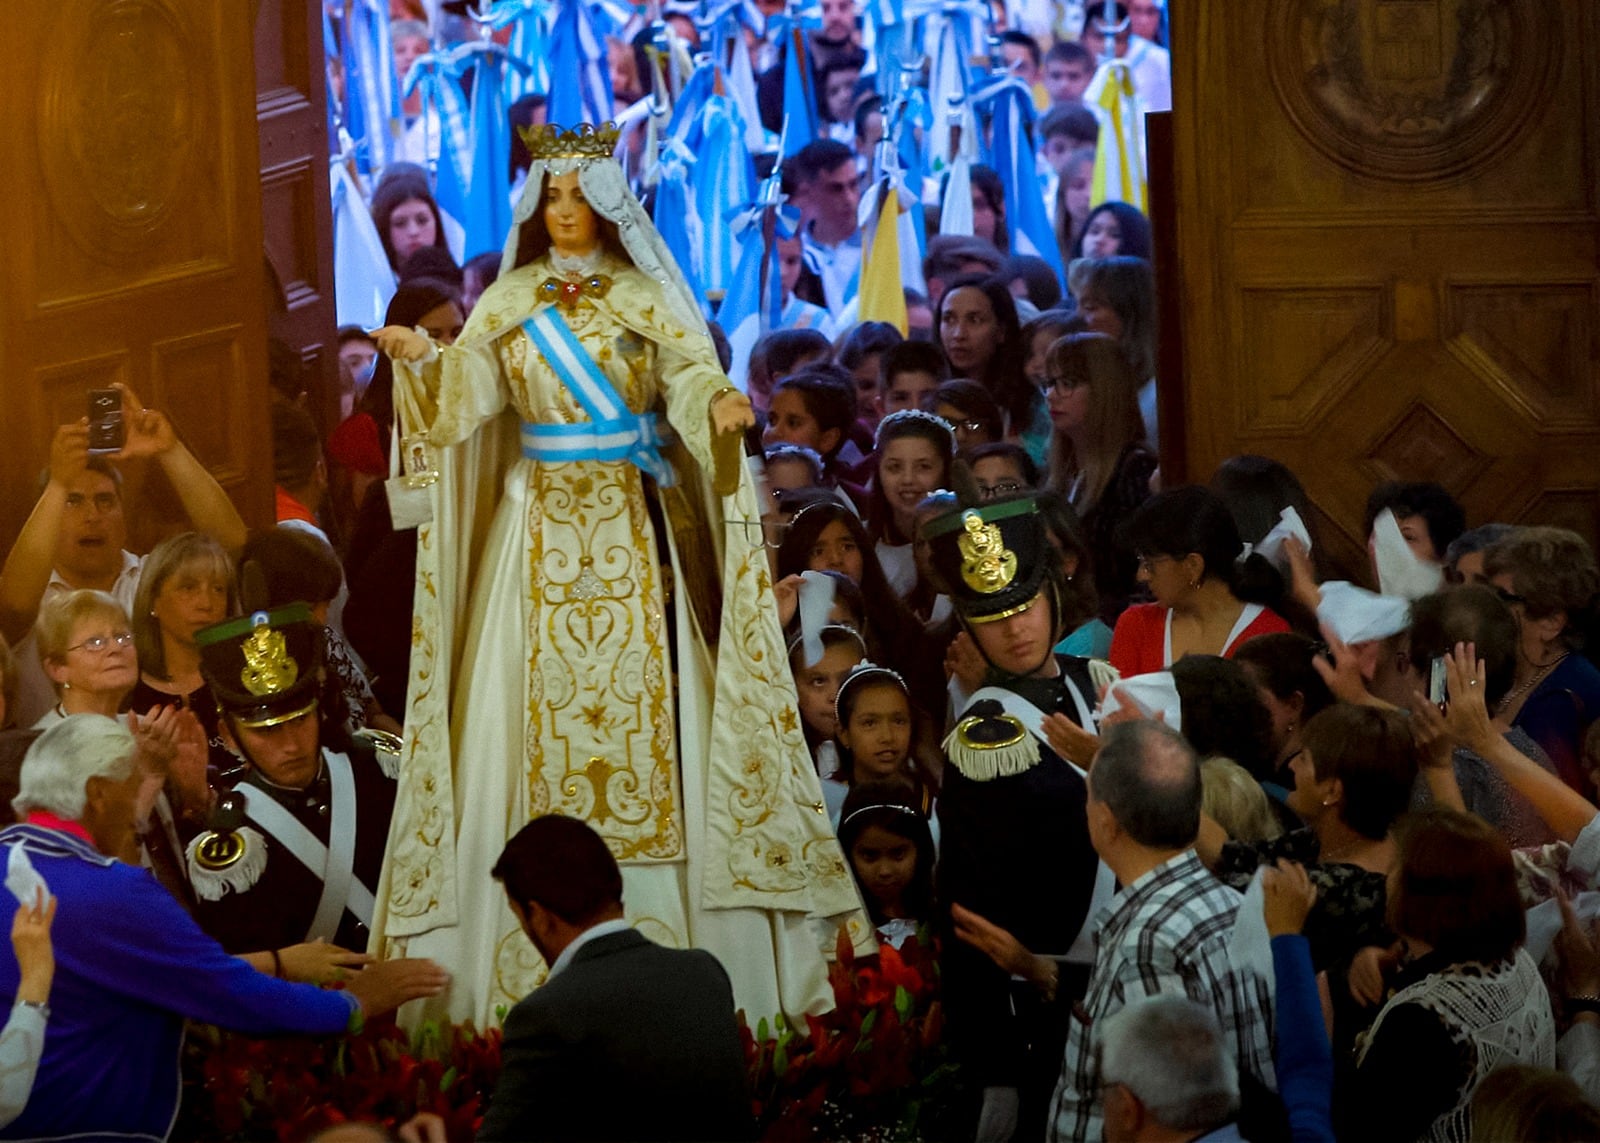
top-left (520, 307), bottom-right (676, 487)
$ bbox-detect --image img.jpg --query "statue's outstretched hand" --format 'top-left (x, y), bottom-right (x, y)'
top-left (711, 388), bottom-right (755, 435)
top-left (374, 325), bottom-right (433, 363)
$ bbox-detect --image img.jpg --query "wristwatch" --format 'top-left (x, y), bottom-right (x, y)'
top-left (1566, 994), bottom-right (1600, 1018)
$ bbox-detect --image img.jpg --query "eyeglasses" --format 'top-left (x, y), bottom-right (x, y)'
top-left (1046, 374), bottom-right (1087, 392)
top-left (1135, 553), bottom-right (1175, 572)
top-left (978, 481), bottom-right (1024, 500)
top-left (64, 492), bottom-right (120, 513)
top-left (952, 419), bottom-right (987, 434)
top-left (66, 631), bottom-right (135, 654)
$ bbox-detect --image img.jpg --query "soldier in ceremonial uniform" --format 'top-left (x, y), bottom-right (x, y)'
top-left (922, 495), bottom-right (1111, 1143)
top-left (185, 604), bottom-right (398, 957)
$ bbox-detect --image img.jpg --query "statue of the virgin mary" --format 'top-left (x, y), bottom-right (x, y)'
top-left (370, 123), bottom-right (868, 1026)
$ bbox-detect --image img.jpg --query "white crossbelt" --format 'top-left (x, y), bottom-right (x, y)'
top-left (958, 684), bottom-right (1115, 965)
top-left (237, 750), bottom-right (373, 942)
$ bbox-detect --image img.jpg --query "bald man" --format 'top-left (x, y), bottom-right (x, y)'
top-left (1048, 723), bottom-right (1277, 1142)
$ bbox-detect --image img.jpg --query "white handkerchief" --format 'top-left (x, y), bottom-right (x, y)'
top-left (1098, 671), bottom-right (1183, 731)
top-left (1229, 868), bottom-right (1276, 996)
top-left (796, 570), bottom-right (838, 668)
top-left (5, 846), bottom-right (50, 911)
top-left (1317, 580), bottom-right (1412, 645)
top-left (1372, 508), bottom-right (1444, 601)
top-left (1253, 507), bottom-right (1312, 571)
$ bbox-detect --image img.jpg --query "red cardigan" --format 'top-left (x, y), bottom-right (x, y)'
top-left (1109, 602), bottom-right (1291, 677)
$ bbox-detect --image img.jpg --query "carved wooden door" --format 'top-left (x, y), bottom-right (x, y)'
top-left (256, 0), bottom-right (341, 427)
top-left (1167, 0), bottom-right (1600, 573)
top-left (0, 0), bottom-right (275, 546)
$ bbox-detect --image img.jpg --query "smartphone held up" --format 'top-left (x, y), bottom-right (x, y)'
top-left (87, 388), bottom-right (124, 454)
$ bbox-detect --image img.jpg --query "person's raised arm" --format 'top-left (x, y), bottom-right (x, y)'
top-left (114, 384), bottom-right (246, 554)
top-left (1406, 690), bottom-right (1467, 814)
top-left (1443, 642), bottom-right (1597, 844)
top-left (0, 423), bottom-right (89, 640)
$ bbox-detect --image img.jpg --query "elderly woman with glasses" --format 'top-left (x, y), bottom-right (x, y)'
top-left (1481, 527), bottom-right (1600, 795)
top-left (32, 591), bottom-right (140, 726)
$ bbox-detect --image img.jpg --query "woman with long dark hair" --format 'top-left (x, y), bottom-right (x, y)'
top-left (370, 170), bottom-right (451, 273)
top-left (1044, 332), bottom-right (1155, 623)
top-left (935, 275), bottom-right (1049, 467)
top-left (1067, 201), bottom-right (1153, 262)
top-left (1068, 256), bottom-right (1158, 449)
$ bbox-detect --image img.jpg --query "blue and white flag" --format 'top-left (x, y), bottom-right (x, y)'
top-left (693, 90), bottom-right (755, 299)
top-left (449, 42), bottom-right (533, 260)
top-left (981, 77), bottom-right (1066, 285)
top-left (777, 26), bottom-right (819, 158)
top-left (341, 0), bottom-right (404, 173)
top-left (484, 0), bottom-right (553, 101)
top-left (332, 160), bottom-right (397, 329)
top-left (401, 50), bottom-right (472, 169)
top-left (547, 0), bottom-right (616, 128)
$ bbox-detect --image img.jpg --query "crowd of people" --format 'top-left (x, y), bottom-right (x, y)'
top-left (2, 0), bottom-right (1599, 1141)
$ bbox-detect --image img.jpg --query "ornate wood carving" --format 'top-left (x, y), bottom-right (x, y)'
top-left (1, 1), bottom-right (274, 545)
top-left (1170, 1), bottom-right (1600, 567)
top-left (1267, 0), bottom-right (1561, 182)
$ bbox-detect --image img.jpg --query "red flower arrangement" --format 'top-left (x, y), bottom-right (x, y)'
top-left (739, 925), bottom-right (965, 1141)
top-left (174, 1016), bottom-right (502, 1142)
top-left (175, 925), bottom-right (959, 1141)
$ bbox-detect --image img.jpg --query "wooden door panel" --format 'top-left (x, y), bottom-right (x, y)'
top-left (255, 0), bottom-right (339, 426)
top-left (1, 0), bottom-right (273, 547)
top-left (1170, 0), bottom-right (1600, 573)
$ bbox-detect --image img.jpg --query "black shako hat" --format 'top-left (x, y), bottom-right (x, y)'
top-left (921, 496), bottom-right (1051, 623)
top-left (196, 604), bottom-right (323, 729)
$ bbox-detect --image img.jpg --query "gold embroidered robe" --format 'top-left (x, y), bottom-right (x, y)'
top-left (369, 253), bottom-right (867, 1026)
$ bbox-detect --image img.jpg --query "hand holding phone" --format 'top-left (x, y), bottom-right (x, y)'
top-left (87, 388), bottom-right (124, 454)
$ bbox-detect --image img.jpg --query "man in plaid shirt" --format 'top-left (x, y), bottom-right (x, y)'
top-left (1048, 722), bottom-right (1276, 1142)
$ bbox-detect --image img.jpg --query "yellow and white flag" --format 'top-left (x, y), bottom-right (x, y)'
top-left (1086, 59), bottom-right (1148, 212)
top-left (858, 180), bottom-right (908, 335)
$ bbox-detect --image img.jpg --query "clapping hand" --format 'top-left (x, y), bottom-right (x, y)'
top-left (944, 632), bottom-right (986, 695)
top-left (1043, 712), bottom-right (1099, 769)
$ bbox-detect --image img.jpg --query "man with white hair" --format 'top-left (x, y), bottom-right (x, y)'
top-left (0, 715), bottom-right (447, 1142)
top-left (1099, 994), bottom-right (1245, 1142)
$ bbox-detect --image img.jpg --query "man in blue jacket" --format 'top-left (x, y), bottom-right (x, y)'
top-left (0, 714), bottom-right (447, 1141)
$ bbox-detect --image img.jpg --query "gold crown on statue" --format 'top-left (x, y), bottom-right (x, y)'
top-left (520, 122), bottom-right (621, 160)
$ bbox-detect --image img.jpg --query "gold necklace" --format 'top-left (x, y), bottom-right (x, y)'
top-left (1496, 652), bottom-right (1567, 714)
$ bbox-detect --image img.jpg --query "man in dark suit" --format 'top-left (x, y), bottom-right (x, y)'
top-left (479, 815), bottom-right (756, 1143)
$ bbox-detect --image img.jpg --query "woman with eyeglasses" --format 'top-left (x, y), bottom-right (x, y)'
top-left (1044, 333), bottom-right (1156, 624)
top-left (32, 590), bottom-right (140, 726)
top-left (1109, 486), bottom-right (1292, 678)
top-left (1481, 527), bottom-right (1600, 795)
